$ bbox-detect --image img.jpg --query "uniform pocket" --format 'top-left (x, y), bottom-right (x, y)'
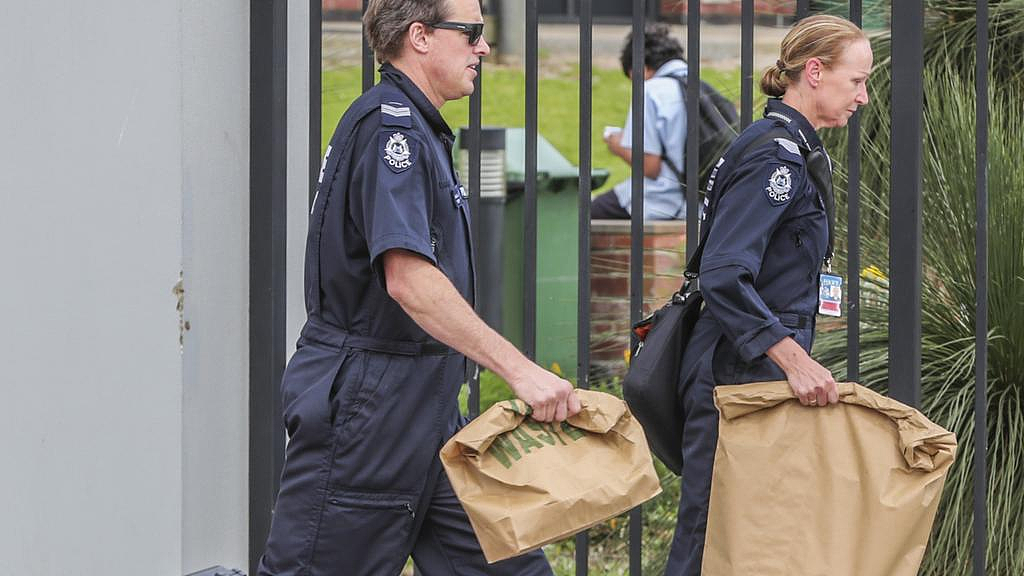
top-left (282, 345), bottom-right (351, 442)
top-left (309, 489), bottom-right (417, 575)
top-left (793, 227), bottom-right (817, 281)
top-left (330, 351), bottom-right (395, 446)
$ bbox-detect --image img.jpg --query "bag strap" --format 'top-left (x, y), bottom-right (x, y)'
top-left (678, 125), bottom-right (834, 291)
top-left (650, 76), bottom-right (685, 183)
top-left (660, 75), bottom-right (738, 182)
top-left (806, 148), bottom-right (836, 271)
top-left (658, 75), bottom-right (688, 182)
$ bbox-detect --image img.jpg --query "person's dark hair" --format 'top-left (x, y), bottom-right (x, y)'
top-left (619, 23), bottom-right (685, 77)
top-left (364, 0), bottom-right (451, 64)
top-left (760, 14), bottom-right (866, 97)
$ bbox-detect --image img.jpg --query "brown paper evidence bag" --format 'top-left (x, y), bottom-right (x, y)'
top-left (440, 389), bottom-right (662, 564)
top-left (703, 381), bottom-right (958, 576)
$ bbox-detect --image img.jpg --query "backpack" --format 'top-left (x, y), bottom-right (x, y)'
top-left (659, 75), bottom-right (739, 193)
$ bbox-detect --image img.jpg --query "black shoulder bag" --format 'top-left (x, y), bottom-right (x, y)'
top-left (622, 126), bottom-right (833, 475)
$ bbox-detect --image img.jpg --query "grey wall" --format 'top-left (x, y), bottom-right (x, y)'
top-left (1, 0), bottom-right (186, 573)
top-left (181, 0), bottom-right (251, 572)
top-left (0, 0), bottom-right (299, 573)
top-left (288, 0), bottom-right (312, 367)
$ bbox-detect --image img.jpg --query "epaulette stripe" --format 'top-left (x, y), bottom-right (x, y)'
top-left (381, 103), bottom-right (411, 117)
top-left (774, 137), bottom-right (801, 156)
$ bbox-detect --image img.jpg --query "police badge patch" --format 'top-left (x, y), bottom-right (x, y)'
top-left (764, 165), bottom-right (793, 206)
top-left (381, 131), bottom-right (416, 173)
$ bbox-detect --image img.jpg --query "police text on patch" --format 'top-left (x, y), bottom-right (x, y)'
top-left (765, 165), bottom-right (793, 205)
top-left (384, 132), bottom-right (413, 171)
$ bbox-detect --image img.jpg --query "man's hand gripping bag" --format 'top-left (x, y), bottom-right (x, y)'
top-left (440, 390), bottom-right (662, 563)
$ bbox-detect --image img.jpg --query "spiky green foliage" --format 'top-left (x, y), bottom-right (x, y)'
top-left (813, 1), bottom-right (1024, 85)
top-left (821, 0), bottom-right (1024, 238)
top-left (813, 4), bottom-right (1024, 573)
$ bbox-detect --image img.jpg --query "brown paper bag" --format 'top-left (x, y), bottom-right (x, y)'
top-left (440, 389), bottom-right (662, 563)
top-left (703, 381), bottom-right (957, 576)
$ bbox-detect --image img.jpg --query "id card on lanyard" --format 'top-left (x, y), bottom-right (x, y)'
top-left (818, 273), bottom-right (843, 317)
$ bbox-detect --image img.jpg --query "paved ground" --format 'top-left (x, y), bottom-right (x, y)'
top-left (323, 21), bottom-right (789, 72)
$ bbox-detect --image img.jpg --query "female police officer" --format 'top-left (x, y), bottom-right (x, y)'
top-left (664, 15), bottom-right (872, 575)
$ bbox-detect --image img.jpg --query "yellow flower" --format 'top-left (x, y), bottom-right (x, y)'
top-left (862, 265), bottom-right (887, 281)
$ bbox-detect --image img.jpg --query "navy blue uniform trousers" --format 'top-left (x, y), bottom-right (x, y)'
top-left (662, 99), bottom-right (830, 575)
top-left (258, 320), bottom-right (552, 575)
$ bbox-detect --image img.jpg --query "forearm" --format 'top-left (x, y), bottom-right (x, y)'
top-left (384, 251), bottom-right (533, 384)
top-left (766, 334), bottom-right (838, 406)
top-left (613, 143), bottom-right (632, 163)
top-left (765, 336), bottom-right (808, 373)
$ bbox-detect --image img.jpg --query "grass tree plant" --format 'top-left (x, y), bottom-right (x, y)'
top-left (814, 3), bottom-right (1024, 572)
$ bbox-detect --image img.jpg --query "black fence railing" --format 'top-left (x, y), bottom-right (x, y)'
top-left (248, 1), bottom-right (993, 574)
top-left (249, 0), bottom-right (288, 571)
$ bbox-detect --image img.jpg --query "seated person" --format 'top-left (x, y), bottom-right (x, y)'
top-left (592, 24), bottom-right (687, 220)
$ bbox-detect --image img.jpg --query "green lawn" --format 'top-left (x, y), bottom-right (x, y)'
top-left (322, 64), bottom-right (742, 194)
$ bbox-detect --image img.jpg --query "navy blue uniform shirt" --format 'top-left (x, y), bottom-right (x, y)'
top-left (306, 64), bottom-right (474, 343)
top-left (699, 98), bottom-right (830, 375)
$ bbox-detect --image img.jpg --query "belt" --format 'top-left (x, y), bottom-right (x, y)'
top-left (300, 317), bottom-right (456, 356)
top-left (777, 312), bottom-right (812, 330)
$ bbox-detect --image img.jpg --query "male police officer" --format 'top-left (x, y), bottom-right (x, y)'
top-left (257, 1), bottom-right (580, 574)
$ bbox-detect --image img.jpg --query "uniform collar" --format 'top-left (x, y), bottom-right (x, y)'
top-left (379, 63), bottom-right (454, 141)
top-left (763, 98), bottom-right (822, 151)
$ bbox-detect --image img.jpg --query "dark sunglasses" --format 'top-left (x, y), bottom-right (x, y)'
top-left (428, 21), bottom-right (485, 45)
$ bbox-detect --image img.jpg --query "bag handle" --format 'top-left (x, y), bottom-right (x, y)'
top-left (447, 391), bottom-right (627, 456)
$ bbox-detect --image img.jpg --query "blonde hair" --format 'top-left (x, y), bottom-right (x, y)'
top-left (761, 15), bottom-right (867, 97)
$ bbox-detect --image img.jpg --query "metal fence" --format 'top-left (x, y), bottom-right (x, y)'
top-left (249, 0), bottom-right (991, 573)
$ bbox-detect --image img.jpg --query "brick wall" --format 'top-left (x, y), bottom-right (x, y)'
top-left (661, 0), bottom-right (797, 16)
top-left (590, 220), bottom-right (687, 380)
top-left (323, 0), bottom-right (360, 11)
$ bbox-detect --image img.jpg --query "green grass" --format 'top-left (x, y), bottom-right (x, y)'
top-left (322, 64), bottom-right (741, 195)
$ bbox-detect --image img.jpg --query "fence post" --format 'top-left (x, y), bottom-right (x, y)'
top-left (846, 0), bottom-right (863, 383)
top-left (249, 0), bottom-right (288, 572)
top-left (888, 0), bottom-right (923, 407)
top-left (685, 0), bottom-right (700, 258)
top-left (524, 0), bottom-right (538, 361)
top-left (576, 4), bottom-right (593, 573)
top-left (628, 3), bottom-right (646, 573)
top-left (310, 0), bottom-right (321, 207)
top-left (740, 0), bottom-right (753, 129)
